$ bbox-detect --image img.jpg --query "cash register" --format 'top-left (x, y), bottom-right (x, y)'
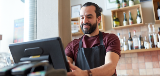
top-left (0, 37), bottom-right (70, 76)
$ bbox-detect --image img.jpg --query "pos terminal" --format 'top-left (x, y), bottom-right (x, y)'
top-left (0, 37), bottom-right (70, 76)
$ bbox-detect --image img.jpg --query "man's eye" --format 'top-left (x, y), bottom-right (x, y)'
top-left (88, 17), bottom-right (91, 18)
top-left (80, 17), bottom-right (84, 19)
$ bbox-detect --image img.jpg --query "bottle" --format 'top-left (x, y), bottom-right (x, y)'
top-left (117, 33), bottom-right (121, 41)
top-left (148, 24), bottom-right (154, 48)
top-left (136, 8), bottom-right (142, 24)
top-left (144, 36), bottom-right (147, 49)
top-left (141, 36), bottom-right (144, 49)
top-left (152, 25), bottom-right (157, 48)
top-left (98, 22), bottom-right (101, 29)
top-left (117, 33), bottom-right (123, 50)
top-left (129, 11), bottom-right (133, 25)
top-left (132, 30), bottom-right (139, 49)
top-left (158, 27), bottom-right (160, 42)
top-left (121, 39), bottom-right (124, 50)
top-left (116, 0), bottom-right (120, 9)
top-left (123, 37), bottom-right (128, 51)
top-left (123, 12), bottom-right (128, 26)
top-left (116, 12), bottom-right (120, 26)
top-left (128, 32), bottom-right (133, 50)
top-left (129, 0), bottom-right (134, 6)
top-left (157, 2), bottom-right (160, 20)
top-left (138, 35), bottom-right (144, 49)
top-left (122, 0), bottom-right (127, 7)
top-left (113, 15), bottom-right (116, 27)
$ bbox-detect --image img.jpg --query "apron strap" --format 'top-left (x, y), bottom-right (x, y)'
top-left (79, 35), bottom-right (84, 49)
top-left (99, 31), bottom-right (104, 45)
top-left (79, 31), bottom-right (104, 48)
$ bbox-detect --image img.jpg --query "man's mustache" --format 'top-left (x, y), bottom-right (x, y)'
top-left (81, 23), bottom-right (91, 26)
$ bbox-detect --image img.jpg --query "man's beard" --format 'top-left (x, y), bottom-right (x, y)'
top-left (80, 21), bottom-right (97, 34)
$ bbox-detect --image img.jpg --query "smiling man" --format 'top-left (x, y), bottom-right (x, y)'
top-left (65, 2), bottom-right (121, 76)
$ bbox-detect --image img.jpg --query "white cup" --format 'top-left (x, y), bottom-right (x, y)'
top-left (146, 42), bottom-right (150, 49)
top-left (157, 42), bottom-right (160, 48)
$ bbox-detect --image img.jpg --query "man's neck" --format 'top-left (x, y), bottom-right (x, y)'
top-left (85, 27), bottom-right (99, 37)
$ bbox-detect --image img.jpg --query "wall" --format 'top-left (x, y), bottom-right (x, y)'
top-left (70, 0), bottom-right (108, 30)
top-left (37, 0), bottom-right (71, 48)
top-left (71, 0), bottom-right (160, 75)
top-left (37, 0), bottom-right (59, 38)
top-left (70, 0), bottom-right (160, 39)
top-left (70, 0), bottom-right (157, 31)
top-left (0, 0), bottom-right (71, 52)
top-left (117, 51), bottom-right (160, 75)
top-left (0, 0), bottom-right (24, 52)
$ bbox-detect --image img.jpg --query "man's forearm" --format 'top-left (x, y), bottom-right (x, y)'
top-left (90, 62), bottom-right (116, 76)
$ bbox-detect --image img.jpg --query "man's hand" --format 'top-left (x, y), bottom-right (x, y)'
top-left (67, 61), bottom-right (88, 76)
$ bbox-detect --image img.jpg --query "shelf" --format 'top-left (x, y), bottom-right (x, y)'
top-left (99, 14), bottom-right (105, 31)
top-left (111, 4), bottom-right (144, 29)
top-left (113, 23), bottom-right (144, 29)
top-left (71, 17), bottom-right (79, 21)
top-left (71, 17), bottom-right (83, 36)
top-left (152, 0), bottom-right (160, 23)
top-left (121, 48), bottom-right (160, 54)
top-left (111, 4), bottom-right (141, 12)
top-left (155, 20), bottom-right (160, 24)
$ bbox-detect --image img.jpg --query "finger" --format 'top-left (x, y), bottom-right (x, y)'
top-left (68, 61), bottom-right (78, 70)
top-left (67, 72), bottom-right (74, 76)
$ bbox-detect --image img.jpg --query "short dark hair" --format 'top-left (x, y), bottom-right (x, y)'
top-left (82, 2), bottom-right (102, 18)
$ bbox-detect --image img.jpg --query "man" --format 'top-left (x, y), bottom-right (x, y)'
top-left (65, 2), bottom-right (121, 76)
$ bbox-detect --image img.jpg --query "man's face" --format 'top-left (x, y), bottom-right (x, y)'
top-left (80, 6), bottom-right (98, 34)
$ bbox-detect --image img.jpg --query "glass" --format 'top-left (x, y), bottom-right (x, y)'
top-left (115, 12), bottom-right (120, 27)
top-left (129, 11), bottom-right (133, 25)
top-left (128, 32), bottom-right (133, 50)
top-left (116, 0), bottom-right (120, 9)
top-left (133, 30), bottom-right (139, 49)
top-left (0, 52), bottom-right (11, 68)
top-left (144, 36), bottom-right (148, 49)
top-left (137, 8), bottom-right (142, 24)
top-left (147, 23), bottom-right (155, 48)
top-left (123, 36), bottom-right (128, 51)
top-left (123, 12), bottom-right (127, 26)
top-left (152, 25), bottom-right (158, 48)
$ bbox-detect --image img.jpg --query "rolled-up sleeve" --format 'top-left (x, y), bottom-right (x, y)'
top-left (105, 34), bottom-right (121, 57)
top-left (65, 41), bottom-right (74, 61)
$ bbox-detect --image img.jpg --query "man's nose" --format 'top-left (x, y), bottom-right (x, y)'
top-left (83, 18), bottom-right (88, 24)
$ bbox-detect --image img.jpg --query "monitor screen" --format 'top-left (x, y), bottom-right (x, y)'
top-left (9, 37), bottom-right (70, 72)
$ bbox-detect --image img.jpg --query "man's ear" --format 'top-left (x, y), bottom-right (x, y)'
top-left (97, 16), bottom-right (101, 24)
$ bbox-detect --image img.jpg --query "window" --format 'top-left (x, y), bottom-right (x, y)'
top-left (0, 0), bottom-right (37, 52)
